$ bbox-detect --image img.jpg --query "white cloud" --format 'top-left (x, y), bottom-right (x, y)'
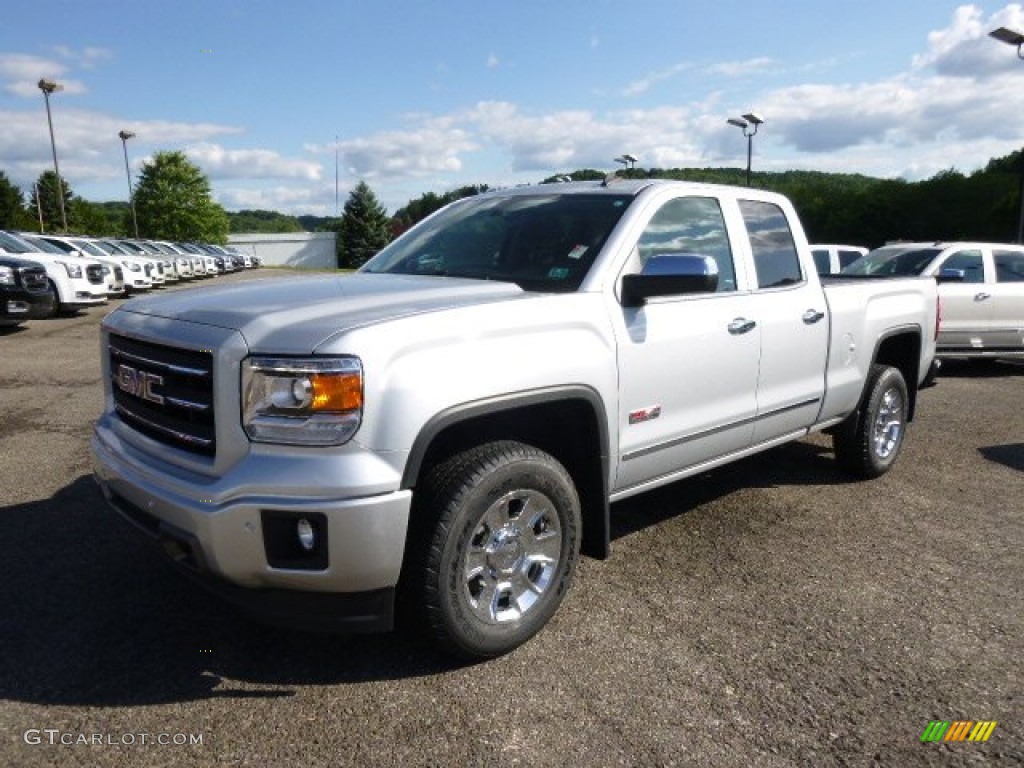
top-left (621, 62), bottom-right (693, 96)
top-left (332, 118), bottom-right (478, 180)
top-left (466, 101), bottom-right (708, 173)
top-left (185, 142), bottom-right (321, 181)
top-left (0, 105), bottom-right (244, 194)
top-left (706, 57), bottom-right (776, 77)
top-left (911, 3), bottom-right (1024, 76)
top-left (487, 53), bottom-right (499, 69)
top-left (0, 53), bottom-right (83, 97)
top-left (217, 184), bottom-right (339, 215)
top-left (52, 45), bottom-right (113, 69)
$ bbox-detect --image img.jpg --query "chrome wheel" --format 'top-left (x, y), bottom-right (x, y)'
top-left (872, 386), bottom-right (904, 459)
top-left (463, 489), bottom-right (562, 624)
top-left (415, 440), bottom-right (581, 659)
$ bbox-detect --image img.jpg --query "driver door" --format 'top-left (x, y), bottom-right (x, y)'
top-left (612, 194), bottom-right (760, 493)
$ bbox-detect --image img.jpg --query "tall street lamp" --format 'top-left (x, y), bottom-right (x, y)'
top-left (119, 130), bottom-right (139, 237)
top-left (727, 112), bottom-right (764, 187)
top-left (989, 26), bottom-right (1024, 243)
top-left (38, 78), bottom-right (67, 232)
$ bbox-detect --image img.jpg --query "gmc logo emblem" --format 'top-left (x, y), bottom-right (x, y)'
top-left (116, 364), bottom-right (165, 405)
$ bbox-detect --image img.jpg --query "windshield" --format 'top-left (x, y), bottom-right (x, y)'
top-left (361, 192), bottom-right (632, 292)
top-left (24, 235), bottom-right (72, 255)
top-left (95, 240), bottom-right (127, 255)
top-left (69, 239), bottom-right (108, 257)
top-left (0, 230), bottom-right (35, 254)
top-left (841, 246), bottom-right (941, 276)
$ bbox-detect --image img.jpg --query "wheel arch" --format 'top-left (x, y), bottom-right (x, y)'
top-left (402, 386), bottom-right (611, 559)
top-left (871, 325), bottom-right (922, 420)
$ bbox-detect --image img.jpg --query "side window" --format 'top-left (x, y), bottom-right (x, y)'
top-left (838, 249), bottom-right (864, 269)
top-left (635, 196), bottom-right (737, 292)
top-left (738, 200), bottom-right (803, 289)
top-left (940, 250), bottom-right (984, 283)
top-left (993, 250), bottom-right (1024, 283)
top-left (810, 248), bottom-right (831, 275)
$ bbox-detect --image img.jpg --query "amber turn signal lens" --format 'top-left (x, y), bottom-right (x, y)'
top-left (310, 372), bottom-right (362, 411)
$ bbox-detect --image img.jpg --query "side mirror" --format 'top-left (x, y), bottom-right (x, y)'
top-left (621, 254), bottom-right (719, 306)
top-left (936, 268), bottom-right (965, 283)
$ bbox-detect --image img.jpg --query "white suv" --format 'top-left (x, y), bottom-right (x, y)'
top-left (24, 231), bottom-right (126, 296)
top-left (0, 231), bottom-right (107, 314)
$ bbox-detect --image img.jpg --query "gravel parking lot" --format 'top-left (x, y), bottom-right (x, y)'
top-left (1, 269), bottom-right (1021, 767)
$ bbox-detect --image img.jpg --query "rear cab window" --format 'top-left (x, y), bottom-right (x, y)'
top-left (738, 199), bottom-right (803, 289)
top-left (993, 249), bottom-right (1024, 282)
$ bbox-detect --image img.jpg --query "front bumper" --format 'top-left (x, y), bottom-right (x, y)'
top-left (91, 422), bottom-right (413, 632)
top-left (1, 288), bottom-right (56, 323)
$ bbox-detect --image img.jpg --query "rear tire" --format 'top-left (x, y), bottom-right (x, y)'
top-left (408, 441), bottom-right (581, 660)
top-left (833, 364), bottom-right (909, 479)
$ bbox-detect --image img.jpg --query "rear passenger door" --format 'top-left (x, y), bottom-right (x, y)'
top-left (988, 248), bottom-right (1024, 351)
top-left (738, 199), bottom-right (829, 445)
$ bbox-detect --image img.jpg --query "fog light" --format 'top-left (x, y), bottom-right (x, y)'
top-left (296, 518), bottom-right (316, 551)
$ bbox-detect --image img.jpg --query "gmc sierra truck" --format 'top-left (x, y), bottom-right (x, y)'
top-left (92, 180), bottom-right (939, 659)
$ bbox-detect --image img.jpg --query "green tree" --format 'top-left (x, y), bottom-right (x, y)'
top-left (30, 170), bottom-right (73, 233)
top-left (0, 171), bottom-right (27, 229)
top-left (229, 209), bottom-right (304, 233)
top-left (337, 181), bottom-right (391, 268)
top-left (69, 198), bottom-right (114, 236)
top-left (133, 150), bottom-right (229, 242)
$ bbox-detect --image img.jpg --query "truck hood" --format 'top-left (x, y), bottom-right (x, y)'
top-left (115, 273), bottom-right (526, 353)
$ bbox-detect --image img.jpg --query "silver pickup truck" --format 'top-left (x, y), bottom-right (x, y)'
top-left (92, 180), bottom-right (939, 659)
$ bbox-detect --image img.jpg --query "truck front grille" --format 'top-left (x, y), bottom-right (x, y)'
top-left (20, 267), bottom-right (48, 293)
top-left (86, 264), bottom-right (105, 285)
top-left (108, 333), bottom-right (216, 456)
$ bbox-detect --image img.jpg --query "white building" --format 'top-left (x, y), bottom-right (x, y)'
top-left (227, 232), bottom-right (337, 270)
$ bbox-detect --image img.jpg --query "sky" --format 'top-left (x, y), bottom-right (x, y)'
top-left (3, 1), bottom-right (1024, 217)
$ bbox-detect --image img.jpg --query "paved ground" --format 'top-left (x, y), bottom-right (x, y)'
top-left (1, 270), bottom-right (1021, 767)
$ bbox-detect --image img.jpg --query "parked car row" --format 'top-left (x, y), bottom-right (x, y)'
top-left (0, 230), bottom-right (259, 327)
top-left (810, 240), bottom-right (1024, 360)
top-left (840, 241), bottom-right (1024, 360)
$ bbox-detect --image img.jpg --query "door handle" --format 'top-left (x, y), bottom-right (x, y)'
top-left (974, 292), bottom-right (991, 301)
top-left (728, 318), bottom-right (757, 335)
top-left (802, 309), bottom-right (825, 324)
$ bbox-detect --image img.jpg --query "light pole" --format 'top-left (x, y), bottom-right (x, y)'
top-left (119, 130), bottom-right (139, 237)
top-left (38, 78), bottom-right (67, 232)
top-left (727, 112), bottom-right (764, 187)
top-left (989, 26), bottom-right (1024, 243)
top-left (614, 154), bottom-right (638, 173)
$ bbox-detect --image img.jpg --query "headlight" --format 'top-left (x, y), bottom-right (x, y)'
top-left (124, 261), bottom-right (141, 272)
top-left (242, 357), bottom-right (363, 445)
top-left (0, 266), bottom-right (14, 286)
top-left (61, 261), bottom-right (83, 278)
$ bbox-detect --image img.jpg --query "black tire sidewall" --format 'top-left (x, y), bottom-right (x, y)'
top-left (432, 447), bottom-right (580, 658)
top-left (860, 366), bottom-right (908, 476)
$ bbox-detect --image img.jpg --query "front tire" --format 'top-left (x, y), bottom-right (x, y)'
top-left (410, 441), bottom-right (581, 660)
top-left (41, 279), bottom-right (59, 319)
top-left (833, 364), bottom-right (909, 479)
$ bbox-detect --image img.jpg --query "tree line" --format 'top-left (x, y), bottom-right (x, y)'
top-left (3, 149), bottom-right (1022, 269)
